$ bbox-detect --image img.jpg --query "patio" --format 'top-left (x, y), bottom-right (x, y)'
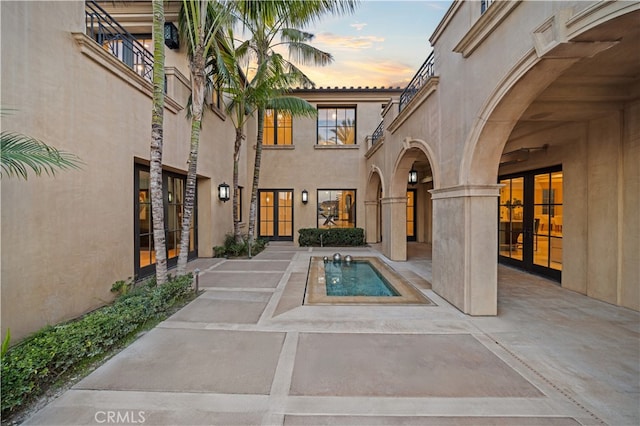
top-left (25, 243), bottom-right (639, 425)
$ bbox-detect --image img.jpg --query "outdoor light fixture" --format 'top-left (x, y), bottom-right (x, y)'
top-left (301, 189), bottom-right (309, 204)
top-left (164, 22), bottom-right (179, 49)
top-left (218, 182), bottom-right (230, 202)
top-left (168, 192), bottom-right (173, 203)
top-left (408, 168), bottom-right (418, 185)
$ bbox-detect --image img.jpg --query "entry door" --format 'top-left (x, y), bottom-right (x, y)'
top-left (407, 189), bottom-right (416, 241)
top-left (498, 167), bottom-right (563, 281)
top-left (259, 190), bottom-right (293, 241)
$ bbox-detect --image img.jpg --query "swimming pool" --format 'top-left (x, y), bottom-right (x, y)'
top-left (304, 256), bottom-right (434, 305)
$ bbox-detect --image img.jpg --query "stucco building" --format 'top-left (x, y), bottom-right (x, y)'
top-left (1, 0), bottom-right (638, 341)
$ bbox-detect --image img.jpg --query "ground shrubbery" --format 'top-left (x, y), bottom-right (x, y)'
top-left (213, 233), bottom-right (268, 258)
top-left (0, 274), bottom-right (194, 417)
top-left (298, 228), bottom-right (365, 247)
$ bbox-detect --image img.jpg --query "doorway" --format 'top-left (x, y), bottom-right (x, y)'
top-left (258, 190), bottom-right (293, 241)
top-left (498, 166), bottom-right (563, 281)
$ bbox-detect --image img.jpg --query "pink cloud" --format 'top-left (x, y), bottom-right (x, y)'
top-left (314, 32), bottom-right (384, 50)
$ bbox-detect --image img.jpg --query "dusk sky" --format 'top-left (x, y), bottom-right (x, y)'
top-left (297, 0), bottom-right (453, 88)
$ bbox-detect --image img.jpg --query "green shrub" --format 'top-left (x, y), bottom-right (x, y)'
top-left (212, 233), bottom-right (268, 258)
top-left (298, 228), bottom-right (365, 247)
top-left (0, 274), bottom-right (193, 416)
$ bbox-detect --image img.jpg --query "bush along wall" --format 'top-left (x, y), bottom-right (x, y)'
top-left (0, 274), bottom-right (194, 417)
top-left (298, 228), bottom-right (365, 247)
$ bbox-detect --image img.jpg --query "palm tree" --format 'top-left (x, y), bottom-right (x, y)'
top-left (0, 131), bottom-right (82, 180)
top-left (176, 0), bottom-right (231, 275)
top-left (213, 30), bottom-right (317, 243)
top-left (232, 0), bottom-right (358, 246)
top-left (149, 0), bottom-right (168, 285)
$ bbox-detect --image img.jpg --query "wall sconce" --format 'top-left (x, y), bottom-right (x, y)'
top-left (301, 189), bottom-right (309, 204)
top-left (408, 168), bottom-right (418, 185)
top-left (218, 182), bottom-right (230, 202)
top-left (168, 191), bottom-right (173, 203)
top-left (164, 22), bottom-right (179, 49)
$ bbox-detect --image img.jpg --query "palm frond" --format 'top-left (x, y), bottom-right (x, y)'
top-left (267, 96), bottom-right (317, 118)
top-left (1, 132), bottom-right (83, 180)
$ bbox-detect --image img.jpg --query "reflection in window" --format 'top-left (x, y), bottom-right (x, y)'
top-left (317, 107), bottom-right (356, 145)
top-left (264, 109), bottom-right (292, 145)
top-left (317, 190), bottom-right (356, 228)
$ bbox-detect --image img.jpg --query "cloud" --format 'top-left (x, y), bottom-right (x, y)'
top-left (296, 59), bottom-right (416, 88)
top-left (350, 22), bottom-right (367, 31)
top-left (314, 32), bottom-right (384, 50)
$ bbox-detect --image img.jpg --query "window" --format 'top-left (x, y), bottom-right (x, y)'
top-left (317, 107), bottom-right (356, 145)
top-left (317, 190), bottom-right (356, 228)
top-left (264, 109), bottom-right (292, 145)
top-left (135, 165), bottom-right (197, 277)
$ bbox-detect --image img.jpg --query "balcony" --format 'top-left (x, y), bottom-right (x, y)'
top-left (399, 52), bottom-right (435, 112)
top-left (371, 121), bottom-right (384, 146)
top-left (84, 0), bottom-right (154, 82)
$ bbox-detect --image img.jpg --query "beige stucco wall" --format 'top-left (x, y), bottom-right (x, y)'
top-left (255, 90), bottom-right (400, 244)
top-left (1, 1), bottom-right (239, 340)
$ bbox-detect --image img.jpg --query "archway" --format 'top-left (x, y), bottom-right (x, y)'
top-left (460, 7), bottom-right (639, 311)
top-left (365, 166), bottom-right (384, 244)
top-left (384, 139), bottom-right (437, 261)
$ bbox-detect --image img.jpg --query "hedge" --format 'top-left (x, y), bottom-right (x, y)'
top-left (1, 275), bottom-right (193, 416)
top-left (298, 228), bottom-right (365, 247)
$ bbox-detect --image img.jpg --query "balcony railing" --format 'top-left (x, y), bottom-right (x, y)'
top-left (399, 52), bottom-right (435, 112)
top-left (85, 1), bottom-right (154, 82)
top-left (481, 0), bottom-right (495, 14)
top-left (371, 121), bottom-right (384, 146)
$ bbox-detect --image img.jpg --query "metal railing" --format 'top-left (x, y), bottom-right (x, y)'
top-left (399, 52), bottom-right (435, 112)
top-left (371, 121), bottom-right (384, 146)
top-left (85, 1), bottom-right (154, 82)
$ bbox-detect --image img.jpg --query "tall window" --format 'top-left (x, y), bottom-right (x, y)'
top-left (317, 107), bottom-right (356, 145)
top-left (317, 190), bottom-right (356, 228)
top-left (264, 109), bottom-right (292, 145)
top-left (135, 166), bottom-right (197, 277)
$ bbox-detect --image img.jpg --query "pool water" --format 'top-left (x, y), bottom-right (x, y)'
top-left (324, 260), bottom-right (400, 297)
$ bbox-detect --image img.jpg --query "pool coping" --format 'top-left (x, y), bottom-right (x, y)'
top-left (304, 256), bottom-right (435, 305)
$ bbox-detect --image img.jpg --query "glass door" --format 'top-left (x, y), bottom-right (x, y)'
top-left (135, 166), bottom-right (197, 278)
top-left (498, 167), bottom-right (562, 281)
top-left (259, 190), bottom-right (293, 241)
top-left (407, 189), bottom-right (416, 241)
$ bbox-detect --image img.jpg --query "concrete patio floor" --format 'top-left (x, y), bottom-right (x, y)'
top-left (25, 243), bottom-right (639, 425)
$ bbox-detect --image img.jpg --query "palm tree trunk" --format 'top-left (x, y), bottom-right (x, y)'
top-left (176, 46), bottom-right (205, 275)
top-left (248, 107), bottom-right (265, 246)
top-left (233, 126), bottom-right (244, 243)
top-left (150, 0), bottom-right (168, 285)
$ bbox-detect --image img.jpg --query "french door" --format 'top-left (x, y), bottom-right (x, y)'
top-left (498, 166), bottom-right (563, 281)
top-left (407, 189), bottom-right (416, 241)
top-left (135, 165), bottom-right (197, 278)
top-left (258, 190), bottom-right (293, 241)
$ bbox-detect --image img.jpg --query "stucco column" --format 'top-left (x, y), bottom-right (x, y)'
top-left (430, 185), bottom-right (501, 315)
top-left (381, 196), bottom-right (407, 261)
top-left (364, 201), bottom-right (379, 243)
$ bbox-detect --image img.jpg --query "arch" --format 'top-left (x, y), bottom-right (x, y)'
top-left (461, 3), bottom-right (638, 186)
top-left (390, 138), bottom-right (439, 198)
top-left (366, 165), bottom-right (385, 201)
